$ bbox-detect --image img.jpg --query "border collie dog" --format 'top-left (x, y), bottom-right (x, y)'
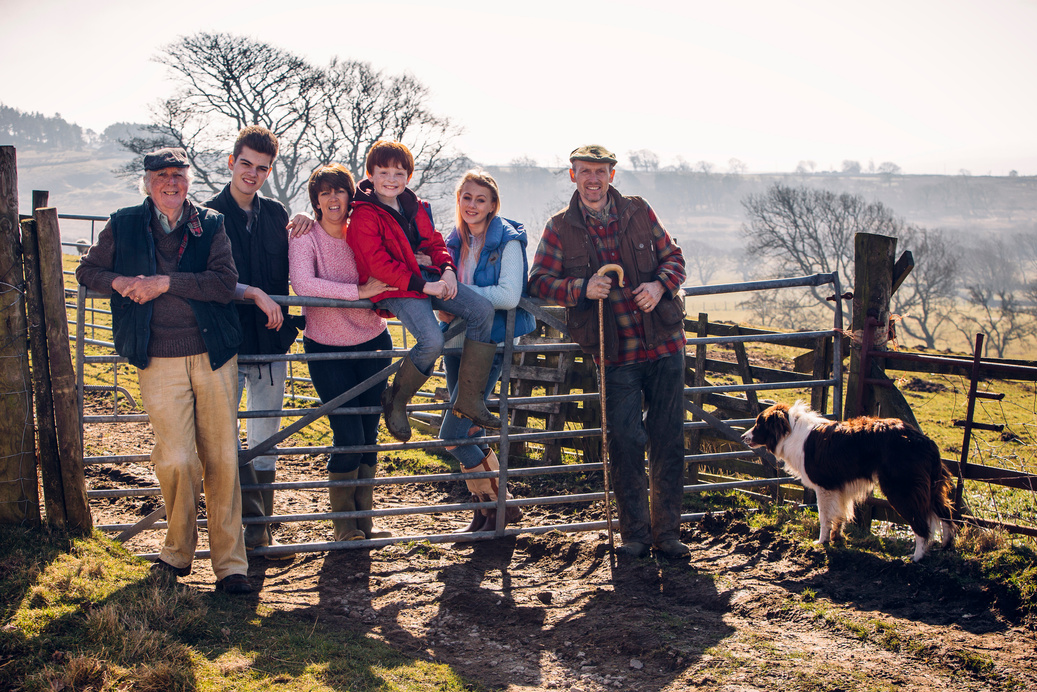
top-left (741, 402), bottom-right (956, 561)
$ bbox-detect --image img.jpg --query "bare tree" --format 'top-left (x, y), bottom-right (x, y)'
top-left (841, 160), bottom-right (862, 175)
top-left (954, 237), bottom-right (1037, 357)
top-left (509, 155), bottom-right (538, 168)
top-left (877, 161), bottom-right (901, 176)
top-left (795, 160), bottom-right (817, 175)
top-left (956, 288), bottom-right (1036, 357)
top-left (696, 160), bottom-right (715, 175)
top-left (628, 149), bottom-right (660, 172)
top-left (742, 184), bottom-right (904, 314)
top-left (891, 226), bottom-right (960, 349)
top-left (121, 32), bottom-right (464, 210)
top-left (878, 161), bottom-right (901, 186)
top-left (684, 241), bottom-right (726, 285)
top-left (727, 158), bottom-right (748, 175)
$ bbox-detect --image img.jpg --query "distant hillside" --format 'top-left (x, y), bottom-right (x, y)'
top-left (6, 142), bottom-right (1037, 252)
top-left (470, 165), bottom-right (1037, 261)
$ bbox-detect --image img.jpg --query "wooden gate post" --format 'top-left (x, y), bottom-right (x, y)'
top-left (845, 232), bottom-right (921, 427)
top-left (0, 146), bottom-right (42, 526)
top-left (36, 207), bottom-right (92, 533)
top-left (21, 216), bottom-right (65, 526)
top-left (845, 233), bottom-right (897, 420)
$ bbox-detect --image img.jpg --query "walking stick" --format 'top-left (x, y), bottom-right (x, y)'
top-left (596, 264), bottom-right (624, 557)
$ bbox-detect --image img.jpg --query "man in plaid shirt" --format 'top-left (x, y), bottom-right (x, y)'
top-left (528, 145), bottom-right (689, 559)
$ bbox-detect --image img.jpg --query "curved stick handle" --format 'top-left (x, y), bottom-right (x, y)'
top-left (596, 263), bottom-right (625, 287)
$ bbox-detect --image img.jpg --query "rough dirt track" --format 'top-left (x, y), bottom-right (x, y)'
top-left (84, 397), bottom-right (1036, 692)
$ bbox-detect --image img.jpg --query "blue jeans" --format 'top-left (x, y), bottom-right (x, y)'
top-left (378, 277), bottom-right (493, 375)
top-left (304, 330), bottom-right (392, 473)
top-left (236, 360), bottom-right (288, 473)
top-left (604, 352), bottom-right (687, 545)
top-left (438, 352), bottom-right (504, 468)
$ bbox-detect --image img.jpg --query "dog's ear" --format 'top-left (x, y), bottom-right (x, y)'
top-left (755, 406), bottom-right (791, 451)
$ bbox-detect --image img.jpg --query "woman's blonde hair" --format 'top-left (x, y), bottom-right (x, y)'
top-left (454, 170), bottom-right (501, 262)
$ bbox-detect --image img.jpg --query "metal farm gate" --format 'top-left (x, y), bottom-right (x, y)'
top-left (74, 273), bottom-right (845, 562)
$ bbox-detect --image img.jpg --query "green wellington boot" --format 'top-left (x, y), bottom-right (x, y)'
top-left (356, 463), bottom-right (392, 539)
top-left (328, 470), bottom-right (365, 541)
top-left (381, 356), bottom-right (430, 442)
top-left (452, 339), bottom-right (502, 430)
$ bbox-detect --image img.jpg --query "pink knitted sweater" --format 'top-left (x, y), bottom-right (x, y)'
top-left (288, 225), bottom-right (387, 347)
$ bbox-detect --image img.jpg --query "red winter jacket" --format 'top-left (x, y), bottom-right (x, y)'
top-left (346, 181), bottom-right (455, 314)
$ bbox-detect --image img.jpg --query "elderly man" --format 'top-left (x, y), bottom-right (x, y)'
top-left (77, 147), bottom-right (251, 593)
top-left (528, 145), bottom-right (689, 560)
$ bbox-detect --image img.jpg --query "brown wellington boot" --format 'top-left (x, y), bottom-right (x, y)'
top-left (462, 450), bottom-right (522, 530)
top-left (454, 493), bottom-right (489, 534)
top-left (479, 507), bottom-right (499, 532)
top-left (381, 356), bottom-right (430, 442)
top-left (452, 339), bottom-right (502, 430)
top-left (328, 470), bottom-right (365, 541)
top-left (356, 463), bottom-right (392, 539)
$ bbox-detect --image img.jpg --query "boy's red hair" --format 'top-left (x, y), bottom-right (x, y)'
top-left (365, 140), bottom-right (415, 177)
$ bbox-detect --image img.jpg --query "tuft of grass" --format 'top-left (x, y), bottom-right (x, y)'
top-left (949, 649), bottom-right (997, 676)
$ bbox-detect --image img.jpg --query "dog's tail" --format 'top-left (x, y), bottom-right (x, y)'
top-left (928, 439), bottom-right (955, 522)
top-left (928, 437), bottom-right (959, 548)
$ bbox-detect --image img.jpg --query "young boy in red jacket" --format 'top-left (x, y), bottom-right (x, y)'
top-left (347, 141), bottom-right (498, 442)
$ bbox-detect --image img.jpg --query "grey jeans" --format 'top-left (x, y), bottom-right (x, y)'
top-left (378, 279), bottom-right (494, 374)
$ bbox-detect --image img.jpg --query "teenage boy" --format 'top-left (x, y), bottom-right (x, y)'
top-left (204, 126), bottom-right (299, 556)
top-left (346, 140), bottom-right (497, 442)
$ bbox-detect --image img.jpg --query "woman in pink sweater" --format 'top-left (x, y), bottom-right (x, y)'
top-left (289, 164), bottom-right (394, 541)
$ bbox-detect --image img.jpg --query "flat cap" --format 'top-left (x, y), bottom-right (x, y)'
top-left (569, 144), bottom-right (617, 165)
top-left (143, 147), bottom-right (190, 171)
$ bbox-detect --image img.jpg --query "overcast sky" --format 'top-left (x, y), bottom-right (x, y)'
top-left (2, 0), bottom-right (1036, 175)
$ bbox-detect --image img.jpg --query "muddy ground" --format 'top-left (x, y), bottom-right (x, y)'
top-left (83, 396), bottom-right (1036, 692)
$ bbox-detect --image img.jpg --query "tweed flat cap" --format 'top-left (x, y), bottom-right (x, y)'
top-left (569, 144), bottom-right (618, 165)
top-left (143, 147), bottom-right (190, 171)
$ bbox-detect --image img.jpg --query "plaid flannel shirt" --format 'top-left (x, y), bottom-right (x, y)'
top-left (529, 194), bottom-right (686, 365)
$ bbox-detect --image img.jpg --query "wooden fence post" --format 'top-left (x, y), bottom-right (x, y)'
top-left (845, 233), bottom-right (897, 420)
top-left (0, 146), bottom-right (41, 526)
top-left (35, 207), bottom-right (92, 533)
top-left (21, 216), bottom-right (65, 526)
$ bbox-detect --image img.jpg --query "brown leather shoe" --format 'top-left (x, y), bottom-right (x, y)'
top-left (215, 574), bottom-right (253, 594)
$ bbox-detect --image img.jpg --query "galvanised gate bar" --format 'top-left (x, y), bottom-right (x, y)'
top-left (74, 272), bottom-right (845, 561)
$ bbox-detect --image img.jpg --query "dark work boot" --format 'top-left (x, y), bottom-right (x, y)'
top-left (452, 339), bottom-right (502, 430)
top-left (256, 469), bottom-right (276, 519)
top-left (240, 462), bottom-right (271, 550)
